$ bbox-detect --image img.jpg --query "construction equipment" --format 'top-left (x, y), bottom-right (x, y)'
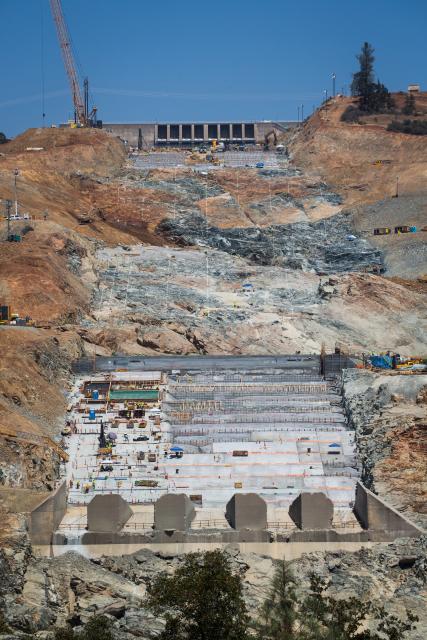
top-left (264, 129), bottom-right (278, 150)
top-left (0, 304), bottom-right (33, 326)
top-left (395, 225), bottom-right (416, 234)
top-left (368, 353), bottom-right (427, 372)
top-left (49, 0), bottom-right (100, 127)
top-left (0, 305), bottom-right (11, 323)
top-left (373, 227), bottom-right (391, 235)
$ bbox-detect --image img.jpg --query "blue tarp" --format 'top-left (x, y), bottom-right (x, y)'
top-left (369, 355), bottom-right (393, 369)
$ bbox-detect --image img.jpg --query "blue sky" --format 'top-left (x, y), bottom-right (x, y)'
top-left (1, 0), bottom-right (426, 137)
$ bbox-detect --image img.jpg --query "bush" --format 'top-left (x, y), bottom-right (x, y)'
top-left (340, 106), bottom-right (364, 123)
top-left (147, 550), bottom-right (250, 640)
top-left (54, 615), bottom-right (113, 640)
top-left (387, 119), bottom-right (427, 135)
top-left (256, 562), bottom-right (418, 640)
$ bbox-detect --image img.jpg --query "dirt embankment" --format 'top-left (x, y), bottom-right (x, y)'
top-left (0, 326), bottom-right (82, 494)
top-left (0, 327), bottom-right (82, 434)
top-left (0, 127), bottom-right (137, 244)
top-left (0, 226), bottom-right (94, 323)
top-left (289, 94), bottom-right (427, 207)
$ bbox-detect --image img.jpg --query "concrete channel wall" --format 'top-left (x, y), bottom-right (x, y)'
top-left (354, 481), bottom-right (423, 537)
top-left (30, 481), bottom-right (67, 545)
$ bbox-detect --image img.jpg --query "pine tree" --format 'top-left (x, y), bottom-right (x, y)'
top-left (255, 561), bottom-right (299, 639)
top-left (351, 42), bottom-right (376, 110)
top-left (402, 93), bottom-right (416, 115)
top-left (350, 43), bottom-right (393, 113)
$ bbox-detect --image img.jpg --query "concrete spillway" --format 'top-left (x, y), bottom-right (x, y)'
top-left (62, 362), bottom-right (358, 534)
top-left (160, 367), bottom-right (357, 512)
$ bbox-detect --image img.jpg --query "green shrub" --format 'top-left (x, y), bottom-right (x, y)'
top-left (387, 119), bottom-right (427, 135)
top-left (147, 550), bottom-right (250, 640)
top-left (340, 106), bottom-right (363, 123)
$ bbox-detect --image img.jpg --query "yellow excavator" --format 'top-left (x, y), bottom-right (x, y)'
top-left (264, 129), bottom-right (278, 150)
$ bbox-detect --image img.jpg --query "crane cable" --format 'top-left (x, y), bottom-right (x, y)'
top-left (40, 0), bottom-right (46, 126)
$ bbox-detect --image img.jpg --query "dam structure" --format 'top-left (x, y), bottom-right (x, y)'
top-left (104, 120), bottom-right (297, 147)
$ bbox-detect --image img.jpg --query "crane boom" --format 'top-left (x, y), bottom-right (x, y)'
top-left (49, 0), bottom-right (86, 125)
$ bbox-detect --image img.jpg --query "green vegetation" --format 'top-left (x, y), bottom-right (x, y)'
top-left (350, 42), bottom-right (394, 113)
top-left (147, 549), bottom-right (250, 640)
top-left (54, 615), bottom-right (114, 640)
top-left (0, 552), bottom-right (419, 640)
top-left (0, 611), bottom-right (11, 633)
top-left (0, 132), bottom-right (7, 144)
top-left (256, 561), bottom-right (418, 640)
top-left (340, 105), bottom-right (364, 123)
top-left (387, 119), bottom-right (427, 135)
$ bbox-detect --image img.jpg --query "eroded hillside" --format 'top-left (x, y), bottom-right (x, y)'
top-left (0, 102), bottom-right (426, 529)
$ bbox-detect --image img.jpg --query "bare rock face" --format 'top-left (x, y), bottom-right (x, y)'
top-left (137, 327), bottom-right (197, 354)
top-left (342, 370), bottom-right (427, 529)
top-left (1, 539), bottom-right (426, 639)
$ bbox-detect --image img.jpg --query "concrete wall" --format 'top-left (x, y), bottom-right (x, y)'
top-left (354, 481), bottom-right (423, 537)
top-left (104, 121), bottom-right (297, 147)
top-left (104, 124), bottom-right (156, 147)
top-left (29, 481), bottom-right (67, 545)
top-left (225, 493), bottom-right (267, 530)
top-left (289, 492), bottom-right (334, 530)
top-left (87, 494), bottom-right (133, 533)
top-left (154, 494), bottom-right (196, 531)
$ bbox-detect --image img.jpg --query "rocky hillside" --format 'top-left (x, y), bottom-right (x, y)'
top-left (343, 371), bottom-right (427, 529)
top-left (0, 540), bottom-right (425, 638)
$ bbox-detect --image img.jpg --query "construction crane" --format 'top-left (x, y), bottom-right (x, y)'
top-left (49, 0), bottom-right (98, 127)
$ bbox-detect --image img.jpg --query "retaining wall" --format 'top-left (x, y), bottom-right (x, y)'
top-left (30, 481), bottom-right (67, 545)
top-left (354, 481), bottom-right (423, 537)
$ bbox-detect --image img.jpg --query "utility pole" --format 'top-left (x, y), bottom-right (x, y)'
top-left (13, 169), bottom-right (19, 217)
top-left (301, 104), bottom-right (304, 121)
top-left (332, 72), bottom-right (336, 98)
top-left (5, 199), bottom-right (12, 240)
top-left (297, 105), bottom-right (300, 122)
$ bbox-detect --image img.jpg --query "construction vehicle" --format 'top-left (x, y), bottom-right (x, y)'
top-left (0, 305), bottom-right (11, 323)
top-left (264, 129), bottom-right (278, 150)
top-left (49, 0), bottom-right (100, 127)
top-left (210, 139), bottom-right (225, 153)
top-left (395, 225), bottom-right (416, 234)
top-left (0, 305), bottom-right (33, 326)
top-left (368, 352), bottom-right (427, 372)
top-left (373, 227), bottom-right (391, 235)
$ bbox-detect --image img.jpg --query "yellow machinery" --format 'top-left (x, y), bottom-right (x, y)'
top-left (0, 304), bottom-right (34, 326)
